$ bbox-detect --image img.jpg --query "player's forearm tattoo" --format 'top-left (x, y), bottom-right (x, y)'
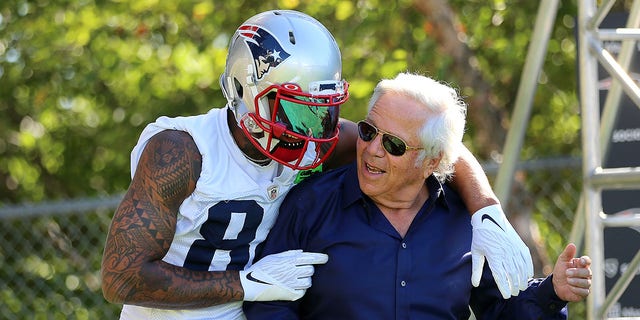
top-left (102, 130), bottom-right (243, 308)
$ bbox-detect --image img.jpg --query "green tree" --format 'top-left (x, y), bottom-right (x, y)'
top-left (0, 0), bottom-right (587, 273)
top-left (0, 0), bottom-right (597, 318)
top-left (0, 0), bottom-right (582, 203)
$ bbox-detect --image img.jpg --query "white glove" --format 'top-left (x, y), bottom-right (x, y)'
top-left (240, 249), bottom-right (328, 302)
top-left (470, 204), bottom-right (534, 299)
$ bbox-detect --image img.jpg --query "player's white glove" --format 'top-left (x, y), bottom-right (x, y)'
top-left (470, 204), bottom-right (534, 299)
top-left (239, 249), bottom-right (328, 302)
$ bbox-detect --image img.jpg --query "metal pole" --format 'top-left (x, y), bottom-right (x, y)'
top-left (578, 0), bottom-right (605, 318)
top-left (598, 0), bottom-right (640, 159)
top-left (588, 36), bottom-right (640, 107)
top-left (494, 0), bottom-right (560, 202)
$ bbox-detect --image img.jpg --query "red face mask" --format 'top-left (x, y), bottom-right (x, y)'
top-left (241, 81), bottom-right (349, 170)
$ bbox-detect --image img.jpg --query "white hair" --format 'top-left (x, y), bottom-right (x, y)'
top-left (367, 72), bottom-right (467, 181)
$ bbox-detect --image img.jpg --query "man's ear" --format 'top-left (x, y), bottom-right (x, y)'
top-left (423, 154), bottom-right (442, 179)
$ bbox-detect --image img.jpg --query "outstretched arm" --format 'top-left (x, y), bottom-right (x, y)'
top-left (449, 143), bottom-right (534, 299)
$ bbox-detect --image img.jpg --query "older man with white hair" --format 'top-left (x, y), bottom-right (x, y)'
top-left (243, 72), bottom-right (592, 320)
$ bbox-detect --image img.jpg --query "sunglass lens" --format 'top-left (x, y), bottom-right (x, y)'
top-left (358, 121), bottom-right (376, 141)
top-left (382, 135), bottom-right (406, 156)
top-left (358, 121), bottom-right (408, 156)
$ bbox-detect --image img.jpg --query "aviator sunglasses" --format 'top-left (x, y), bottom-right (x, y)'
top-left (357, 120), bottom-right (424, 156)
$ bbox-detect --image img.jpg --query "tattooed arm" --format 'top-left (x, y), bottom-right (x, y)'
top-left (101, 130), bottom-right (243, 309)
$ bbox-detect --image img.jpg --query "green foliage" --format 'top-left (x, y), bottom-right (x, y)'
top-left (0, 1), bottom-right (593, 318)
top-left (0, 0), bottom-right (582, 203)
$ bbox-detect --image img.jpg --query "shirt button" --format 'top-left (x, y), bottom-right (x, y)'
top-left (401, 281), bottom-right (406, 287)
top-left (401, 243), bottom-right (407, 249)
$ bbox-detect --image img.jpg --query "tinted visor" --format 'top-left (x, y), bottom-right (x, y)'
top-left (275, 96), bottom-right (340, 139)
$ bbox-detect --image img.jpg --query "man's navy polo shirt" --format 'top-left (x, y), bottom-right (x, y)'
top-left (244, 163), bottom-right (567, 319)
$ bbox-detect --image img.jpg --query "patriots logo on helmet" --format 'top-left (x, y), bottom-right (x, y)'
top-left (238, 25), bottom-right (291, 80)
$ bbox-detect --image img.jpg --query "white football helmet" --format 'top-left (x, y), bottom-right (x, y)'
top-left (220, 10), bottom-right (349, 170)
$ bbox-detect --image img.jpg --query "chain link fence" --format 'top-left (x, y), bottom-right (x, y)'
top-left (0, 195), bottom-right (123, 319)
top-left (0, 158), bottom-right (587, 319)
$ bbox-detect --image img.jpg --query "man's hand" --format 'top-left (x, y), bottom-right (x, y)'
top-left (470, 204), bottom-right (534, 299)
top-left (552, 243), bottom-right (592, 302)
top-left (240, 249), bottom-right (328, 302)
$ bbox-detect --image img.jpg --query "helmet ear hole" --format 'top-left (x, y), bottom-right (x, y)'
top-left (288, 31), bottom-right (296, 44)
top-left (234, 77), bottom-right (243, 98)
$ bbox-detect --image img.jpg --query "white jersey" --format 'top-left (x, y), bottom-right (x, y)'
top-left (119, 107), bottom-right (307, 320)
